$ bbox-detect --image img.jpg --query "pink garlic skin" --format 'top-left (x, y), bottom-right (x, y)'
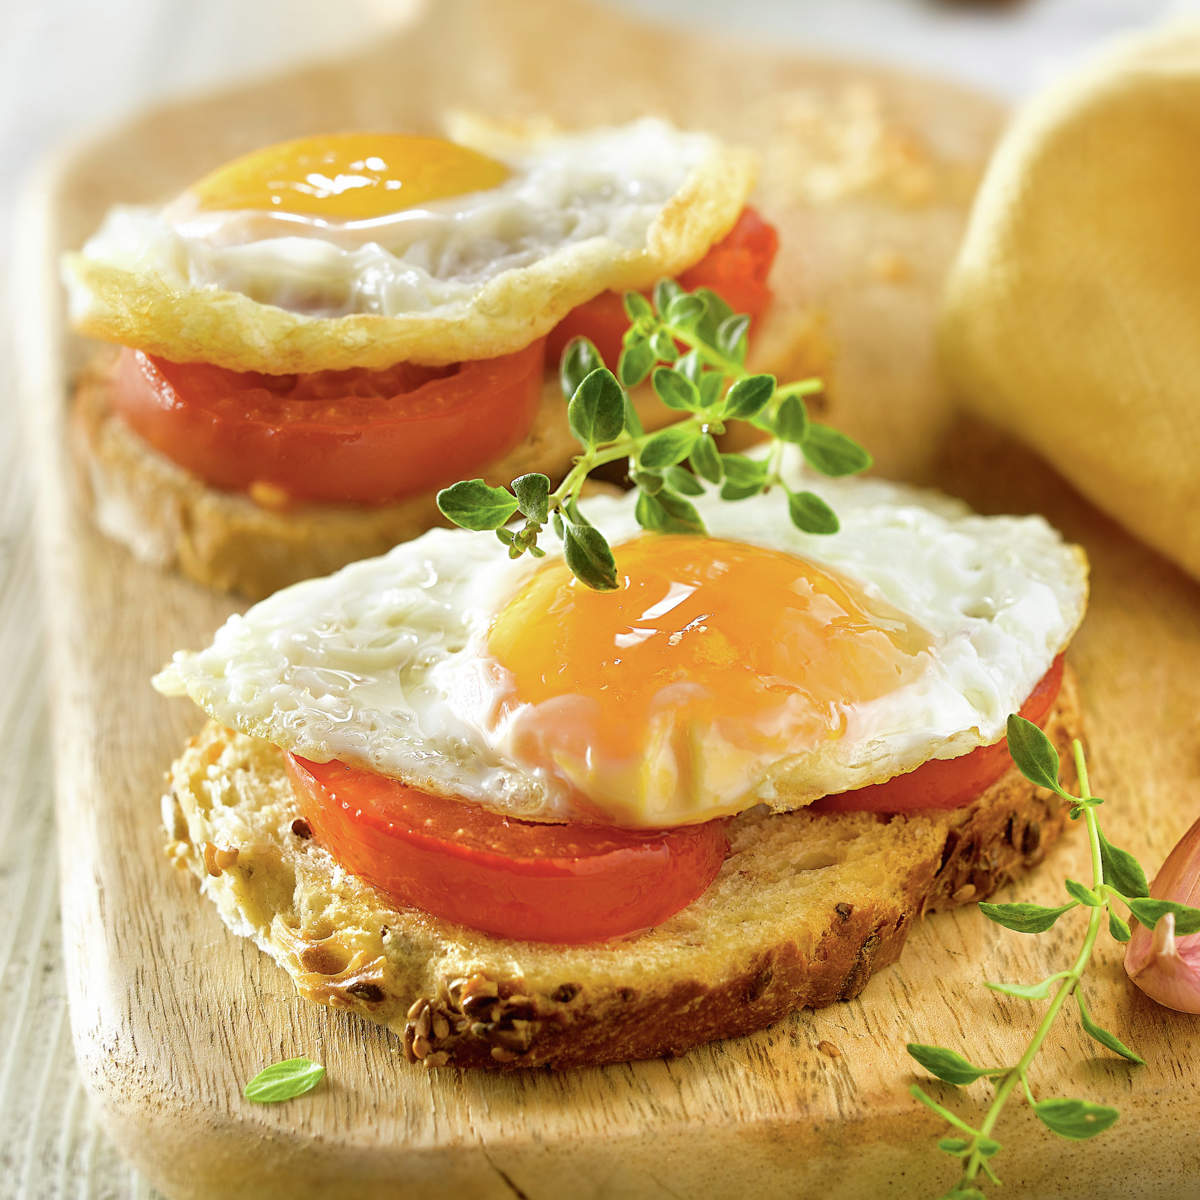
top-left (1125, 815), bottom-right (1200, 1014)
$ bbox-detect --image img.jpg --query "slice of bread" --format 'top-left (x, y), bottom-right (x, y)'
top-left (71, 350), bottom-right (641, 600)
top-left (162, 664), bottom-right (1081, 1070)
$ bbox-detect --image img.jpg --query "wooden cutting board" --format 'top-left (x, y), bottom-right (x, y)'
top-left (17, 1), bottom-right (1200, 1196)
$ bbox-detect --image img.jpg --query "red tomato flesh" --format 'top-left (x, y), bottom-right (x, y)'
top-left (545, 207), bottom-right (780, 369)
top-left (112, 339), bottom-right (545, 506)
top-left (285, 755), bottom-right (730, 944)
top-left (807, 656), bottom-right (1065, 814)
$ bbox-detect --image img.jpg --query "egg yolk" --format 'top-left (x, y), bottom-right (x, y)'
top-left (189, 133), bottom-right (511, 220)
top-left (488, 534), bottom-right (933, 827)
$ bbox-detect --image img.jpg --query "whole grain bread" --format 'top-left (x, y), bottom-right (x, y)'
top-left (162, 665), bottom-right (1081, 1071)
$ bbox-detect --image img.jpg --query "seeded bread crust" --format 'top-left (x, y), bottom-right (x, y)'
top-left (163, 665), bottom-right (1081, 1070)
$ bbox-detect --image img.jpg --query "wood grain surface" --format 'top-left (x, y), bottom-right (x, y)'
top-left (15, 1), bottom-right (1200, 1196)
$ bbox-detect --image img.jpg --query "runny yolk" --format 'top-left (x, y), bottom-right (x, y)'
top-left (188, 133), bottom-right (511, 220)
top-left (487, 534), bottom-right (933, 827)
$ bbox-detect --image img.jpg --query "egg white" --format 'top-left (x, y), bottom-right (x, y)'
top-left (154, 457), bottom-right (1089, 827)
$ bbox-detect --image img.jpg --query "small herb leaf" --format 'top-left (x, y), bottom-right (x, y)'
top-left (787, 489), bottom-right (839, 535)
top-left (437, 480), bottom-right (519, 531)
top-left (719, 453), bottom-right (769, 500)
top-left (938, 1137), bottom-right (970, 1154)
top-left (511, 473), bottom-right (550, 524)
top-left (907, 1044), bottom-right (997, 1086)
top-left (618, 341), bottom-right (656, 388)
top-left (985, 975), bottom-right (1063, 1001)
top-left (1033, 1098), bottom-right (1119, 1141)
top-left (569, 369), bottom-right (625, 447)
top-left (1126, 897), bottom-right (1200, 936)
top-left (623, 291), bottom-right (653, 322)
top-left (1098, 830), bottom-right (1150, 899)
top-left (664, 465), bottom-right (705, 496)
top-left (563, 520), bottom-right (618, 591)
top-left (640, 424), bottom-right (699, 469)
top-left (772, 394), bottom-right (809, 444)
top-left (1077, 993), bottom-right (1144, 1064)
top-left (690, 434), bottom-right (723, 484)
top-left (1065, 878), bottom-right (1102, 907)
top-left (653, 278), bottom-right (682, 314)
top-left (665, 292), bottom-right (706, 328)
top-left (1005, 714), bottom-right (1061, 792)
top-left (560, 336), bottom-right (604, 401)
top-left (978, 900), bottom-right (1078, 934)
top-left (652, 366), bottom-right (700, 411)
top-left (722, 374), bottom-right (776, 420)
top-left (716, 313), bottom-right (751, 362)
top-left (801, 424), bottom-right (873, 476)
top-left (1108, 909), bottom-right (1132, 943)
top-left (635, 488), bottom-right (706, 535)
top-left (243, 1057), bottom-right (325, 1104)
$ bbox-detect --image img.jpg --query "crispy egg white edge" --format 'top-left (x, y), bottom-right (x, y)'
top-left (153, 458), bottom-right (1089, 826)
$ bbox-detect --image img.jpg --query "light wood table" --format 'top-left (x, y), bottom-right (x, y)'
top-left (0, 1), bottom-right (1183, 1196)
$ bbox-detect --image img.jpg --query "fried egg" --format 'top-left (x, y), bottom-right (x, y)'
top-left (154, 455), bottom-right (1089, 829)
top-left (63, 119), bottom-right (755, 372)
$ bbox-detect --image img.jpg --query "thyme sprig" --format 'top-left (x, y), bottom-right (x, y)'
top-left (436, 280), bottom-right (871, 589)
top-left (910, 718), bottom-right (1200, 1198)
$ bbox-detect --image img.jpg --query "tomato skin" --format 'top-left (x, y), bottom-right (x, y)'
top-left (285, 756), bottom-right (730, 944)
top-left (112, 339), bottom-right (545, 506)
top-left (544, 207), bottom-right (780, 370)
top-left (807, 656), bottom-right (1066, 815)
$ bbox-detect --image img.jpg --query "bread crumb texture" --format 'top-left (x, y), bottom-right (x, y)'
top-left (164, 667), bottom-right (1081, 1070)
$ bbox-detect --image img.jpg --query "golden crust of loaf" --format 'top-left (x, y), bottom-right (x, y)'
top-left (63, 143), bottom-right (756, 372)
top-left (162, 666), bottom-right (1082, 1070)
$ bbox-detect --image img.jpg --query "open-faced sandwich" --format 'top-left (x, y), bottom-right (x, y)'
top-left (63, 120), bottom-right (783, 597)
top-left (154, 302), bottom-right (1088, 1068)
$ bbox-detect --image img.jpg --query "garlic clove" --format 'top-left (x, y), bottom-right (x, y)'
top-left (1125, 816), bottom-right (1200, 1015)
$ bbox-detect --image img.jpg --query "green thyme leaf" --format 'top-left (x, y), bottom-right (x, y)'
top-left (437, 479), bottom-right (519, 530)
top-left (675, 348), bottom-right (703, 383)
top-left (635, 488), bottom-right (706, 535)
top-left (1065, 879), bottom-right (1102, 907)
top-left (1077, 992), bottom-right (1144, 1064)
top-left (698, 372), bottom-right (724, 410)
top-left (243, 1057), bottom-right (325, 1104)
top-left (511, 473), bottom-right (550, 524)
top-left (771, 394), bottom-right (809, 444)
top-left (802, 424), bottom-right (873, 476)
top-left (719, 453), bottom-right (769, 500)
top-left (653, 278), bottom-right (683, 314)
top-left (665, 292), bottom-right (706, 328)
top-left (619, 341), bottom-right (656, 388)
top-left (664, 465), bottom-right (705, 496)
top-left (560, 336), bottom-right (604, 401)
top-left (690, 433), bottom-right (723, 483)
top-left (651, 328), bottom-right (679, 362)
top-left (562, 520), bottom-right (618, 591)
top-left (652, 366), bottom-right (700, 411)
top-left (716, 313), bottom-right (751, 363)
top-left (978, 900), bottom-right (1078, 934)
top-left (1108, 909), bottom-right (1132, 942)
top-left (1033, 1098), bottom-right (1119, 1141)
top-left (1005, 715), bottom-right (1061, 792)
top-left (631, 469), bottom-right (664, 495)
top-left (694, 288), bottom-right (734, 345)
top-left (938, 1137), bottom-right (970, 1155)
top-left (722, 374), bottom-right (776, 420)
top-left (1097, 830), bottom-right (1150, 899)
top-left (787, 490), bottom-right (839, 535)
top-left (640, 424), bottom-right (699, 469)
top-left (495, 527), bottom-right (515, 546)
top-left (569, 368), bottom-right (625, 447)
top-left (1126, 896), bottom-right (1200, 936)
top-left (907, 1044), bottom-right (999, 1086)
top-left (623, 291), bottom-right (653, 322)
top-left (984, 974), bottom-right (1065, 1001)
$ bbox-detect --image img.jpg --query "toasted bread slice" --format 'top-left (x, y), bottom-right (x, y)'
top-left (162, 664), bottom-right (1081, 1070)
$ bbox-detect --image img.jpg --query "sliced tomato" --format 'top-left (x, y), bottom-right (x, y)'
top-left (285, 755), bottom-right (729, 944)
top-left (112, 339), bottom-right (545, 506)
top-left (808, 656), bottom-right (1066, 814)
top-left (544, 206), bottom-right (780, 370)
